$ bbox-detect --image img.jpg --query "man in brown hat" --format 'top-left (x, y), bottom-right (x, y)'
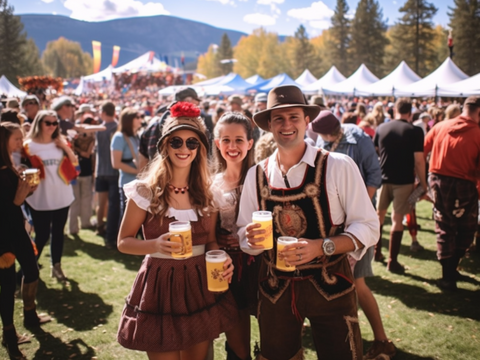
top-left (237, 85), bottom-right (379, 359)
top-left (424, 96), bottom-right (480, 291)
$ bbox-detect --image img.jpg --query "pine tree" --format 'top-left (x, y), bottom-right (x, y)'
top-left (216, 33), bottom-right (234, 75)
top-left (350, 0), bottom-right (388, 77)
top-left (448, 0), bottom-right (480, 75)
top-left (328, 0), bottom-right (351, 75)
top-left (388, 0), bottom-right (438, 77)
top-left (286, 25), bottom-right (321, 78)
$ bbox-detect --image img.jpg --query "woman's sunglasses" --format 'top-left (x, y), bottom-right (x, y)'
top-left (169, 136), bottom-right (200, 150)
top-left (43, 120), bottom-right (59, 127)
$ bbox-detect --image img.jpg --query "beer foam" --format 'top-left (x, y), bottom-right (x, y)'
top-left (252, 211), bottom-right (272, 221)
top-left (206, 250), bottom-right (227, 263)
top-left (24, 169), bottom-right (39, 174)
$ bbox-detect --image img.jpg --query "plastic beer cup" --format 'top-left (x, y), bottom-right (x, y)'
top-left (276, 236), bottom-right (298, 271)
top-left (23, 168), bottom-right (40, 186)
top-left (205, 250), bottom-right (229, 292)
top-left (169, 221), bottom-right (192, 259)
top-left (252, 211), bottom-right (273, 249)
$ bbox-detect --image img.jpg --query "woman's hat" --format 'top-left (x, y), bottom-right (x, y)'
top-left (157, 102), bottom-right (209, 153)
top-left (252, 85), bottom-right (321, 132)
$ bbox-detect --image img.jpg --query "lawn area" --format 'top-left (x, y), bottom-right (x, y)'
top-left (1, 200), bottom-right (479, 359)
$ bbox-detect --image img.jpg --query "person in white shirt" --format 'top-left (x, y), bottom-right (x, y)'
top-left (236, 85), bottom-right (379, 360)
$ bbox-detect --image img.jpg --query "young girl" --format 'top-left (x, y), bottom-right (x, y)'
top-left (212, 112), bottom-right (255, 360)
top-left (117, 102), bottom-right (238, 360)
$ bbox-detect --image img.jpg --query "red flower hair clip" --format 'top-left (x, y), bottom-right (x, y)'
top-left (170, 102), bottom-right (201, 118)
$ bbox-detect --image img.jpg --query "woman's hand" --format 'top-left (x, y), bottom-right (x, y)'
top-left (14, 178), bottom-right (33, 206)
top-left (245, 222), bottom-right (266, 250)
top-left (222, 256), bottom-right (234, 283)
top-left (153, 232), bottom-right (183, 255)
top-left (280, 239), bottom-right (322, 266)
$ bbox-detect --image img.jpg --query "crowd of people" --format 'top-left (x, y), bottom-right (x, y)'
top-left (0, 83), bottom-right (479, 360)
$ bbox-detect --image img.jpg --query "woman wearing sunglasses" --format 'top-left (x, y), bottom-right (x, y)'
top-left (117, 102), bottom-right (238, 360)
top-left (23, 110), bottom-right (76, 282)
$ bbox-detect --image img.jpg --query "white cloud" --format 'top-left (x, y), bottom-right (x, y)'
top-left (287, 1), bottom-right (334, 21)
top-left (257, 0), bottom-right (284, 4)
top-left (64, 0), bottom-right (170, 21)
top-left (243, 13), bottom-right (276, 26)
top-left (206, 0), bottom-right (235, 5)
top-left (41, 0), bottom-right (55, 3)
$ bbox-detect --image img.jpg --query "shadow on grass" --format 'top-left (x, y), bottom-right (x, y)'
top-left (36, 279), bottom-right (113, 330)
top-left (62, 233), bottom-right (143, 271)
top-left (31, 328), bottom-right (96, 360)
top-left (367, 276), bottom-right (480, 320)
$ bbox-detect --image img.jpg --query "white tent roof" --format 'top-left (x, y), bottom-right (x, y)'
top-left (356, 61), bottom-right (421, 96)
top-left (0, 75), bottom-right (26, 97)
top-left (245, 74), bottom-right (265, 85)
top-left (194, 75), bottom-right (225, 87)
top-left (303, 66), bottom-right (346, 94)
top-left (322, 64), bottom-right (379, 95)
top-left (83, 65), bottom-right (114, 82)
top-left (437, 72), bottom-right (480, 97)
top-left (112, 51), bottom-right (170, 74)
top-left (295, 69), bottom-right (317, 87)
top-left (395, 58), bottom-right (468, 97)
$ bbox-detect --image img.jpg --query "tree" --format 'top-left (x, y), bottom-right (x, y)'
top-left (350, 0), bottom-right (388, 77)
top-left (448, 0), bottom-right (480, 75)
top-left (196, 44), bottom-right (222, 80)
top-left (284, 25), bottom-right (322, 78)
top-left (42, 37), bottom-right (93, 78)
top-left (327, 0), bottom-right (352, 76)
top-left (216, 33), bottom-right (234, 75)
top-left (310, 29), bottom-right (334, 77)
top-left (0, 0), bottom-right (43, 84)
top-left (388, 0), bottom-right (438, 77)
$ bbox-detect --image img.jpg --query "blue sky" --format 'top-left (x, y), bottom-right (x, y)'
top-left (12, 0), bottom-right (453, 37)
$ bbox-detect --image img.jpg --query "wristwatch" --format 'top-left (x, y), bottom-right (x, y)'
top-left (322, 238), bottom-right (336, 256)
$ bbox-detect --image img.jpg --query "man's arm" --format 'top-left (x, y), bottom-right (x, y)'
top-left (414, 152), bottom-right (428, 190)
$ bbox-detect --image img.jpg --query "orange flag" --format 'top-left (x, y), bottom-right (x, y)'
top-left (111, 45), bottom-right (120, 67)
top-left (92, 41), bottom-right (101, 73)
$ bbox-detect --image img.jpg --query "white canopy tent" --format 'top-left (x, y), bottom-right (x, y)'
top-left (302, 66), bottom-right (346, 94)
top-left (112, 51), bottom-right (171, 74)
top-left (295, 69), bottom-right (317, 87)
top-left (200, 73), bottom-right (252, 96)
top-left (245, 74), bottom-right (265, 85)
top-left (395, 58), bottom-right (468, 97)
top-left (437, 72), bottom-right (480, 97)
top-left (0, 75), bottom-right (26, 97)
top-left (322, 64), bottom-right (379, 96)
top-left (355, 61), bottom-right (421, 96)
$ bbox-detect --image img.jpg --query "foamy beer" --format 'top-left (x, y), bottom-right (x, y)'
top-left (205, 250), bottom-right (229, 292)
top-left (252, 211), bottom-right (273, 249)
top-left (276, 236), bottom-right (298, 272)
top-left (169, 221), bottom-right (192, 259)
top-left (23, 169), bottom-right (40, 186)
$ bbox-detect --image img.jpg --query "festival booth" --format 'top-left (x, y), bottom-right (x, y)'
top-left (437, 72), bottom-right (480, 97)
top-left (245, 74), bottom-right (265, 85)
top-left (395, 58), bottom-right (468, 97)
top-left (322, 64), bottom-right (379, 96)
top-left (74, 65), bottom-right (114, 95)
top-left (295, 69), bottom-right (317, 87)
top-left (248, 73), bottom-right (300, 93)
top-left (302, 66), bottom-right (346, 94)
top-left (0, 75), bottom-right (27, 97)
top-left (355, 61), bottom-right (421, 97)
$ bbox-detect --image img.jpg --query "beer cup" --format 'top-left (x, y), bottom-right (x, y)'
top-left (276, 236), bottom-right (298, 271)
top-left (252, 211), bottom-right (273, 249)
top-left (169, 221), bottom-right (192, 259)
top-left (205, 250), bottom-right (229, 292)
top-left (23, 168), bottom-right (40, 186)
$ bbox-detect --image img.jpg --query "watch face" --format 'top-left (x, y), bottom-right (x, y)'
top-left (323, 240), bottom-right (335, 255)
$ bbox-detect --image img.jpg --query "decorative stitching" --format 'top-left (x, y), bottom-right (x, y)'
top-left (344, 315), bottom-right (359, 360)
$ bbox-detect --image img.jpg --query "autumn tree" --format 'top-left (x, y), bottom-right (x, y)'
top-left (350, 0), bottom-right (388, 77)
top-left (387, 0), bottom-right (438, 77)
top-left (42, 37), bottom-right (93, 78)
top-left (448, 0), bottom-right (480, 75)
top-left (310, 30), bottom-right (334, 77)
top-left (0, 0), bottom-right (43, 84)
top-left (216, 33), bottom-right (234, 75)
top-left (282, 25), bottom-right (322, 78)
top-left (327, 0), bottom-right (351, 75)
top-left (196, 44), bottom-right (222, 79)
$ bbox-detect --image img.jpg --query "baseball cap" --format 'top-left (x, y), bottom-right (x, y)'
top-left (51, 96), bottom-right (75, 111)
top-left (21, 94), bottom-right (40, 108)
top-left (175, 87), bottom-right (200, 102)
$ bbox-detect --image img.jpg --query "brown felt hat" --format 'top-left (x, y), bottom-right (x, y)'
top-left (252, 85), bottom-right (321, 132)
top-left (311, 110), bottom-right (341, 135)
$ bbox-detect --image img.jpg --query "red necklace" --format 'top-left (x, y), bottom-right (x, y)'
top-left (168, 184), bottom-right (189, 194)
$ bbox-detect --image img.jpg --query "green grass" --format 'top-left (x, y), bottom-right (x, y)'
top-left (1, 201), bottom-right (479, 359)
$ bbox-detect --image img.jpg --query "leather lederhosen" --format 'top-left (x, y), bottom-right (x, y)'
top-left (256, 149), bottom-right (355, 304)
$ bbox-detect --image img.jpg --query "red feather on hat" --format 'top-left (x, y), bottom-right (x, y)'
top-left (170, 102), bottom-right (201, 118)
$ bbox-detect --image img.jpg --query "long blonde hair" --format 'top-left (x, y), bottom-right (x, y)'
top-left (371, 102), bottom-right (386, 127)
top-left (139, 132), bottom-right (214, 222)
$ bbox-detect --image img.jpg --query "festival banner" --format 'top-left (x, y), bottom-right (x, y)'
top-left (92, 41), bottom-right (102, 73)
top-left (111, 45), bottom-right (120, 67)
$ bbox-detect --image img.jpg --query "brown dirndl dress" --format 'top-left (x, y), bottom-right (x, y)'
top-left (117, 209), bottom-right (238, 353)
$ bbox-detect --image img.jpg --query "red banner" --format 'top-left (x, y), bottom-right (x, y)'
top-left (92, 41), bottom-right (101, 73)
top-left (111, 45), bottom-right (120, 67)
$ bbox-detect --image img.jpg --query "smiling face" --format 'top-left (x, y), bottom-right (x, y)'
top-left (214, 123), bottom-right (253, 166)
top-left (166, 129), bottom-right (201, 170)
top-left (40, 115), bottom-right (59, 138)
top-left (268, 107), bottom-right (309, 150)
top-left (7, 129), bottom-right (23, 154)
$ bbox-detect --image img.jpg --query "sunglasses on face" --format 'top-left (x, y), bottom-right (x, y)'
top-left (169, 136), bottom-right (200, 150)
top-left (43, 120), bottom-right (59, 127)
